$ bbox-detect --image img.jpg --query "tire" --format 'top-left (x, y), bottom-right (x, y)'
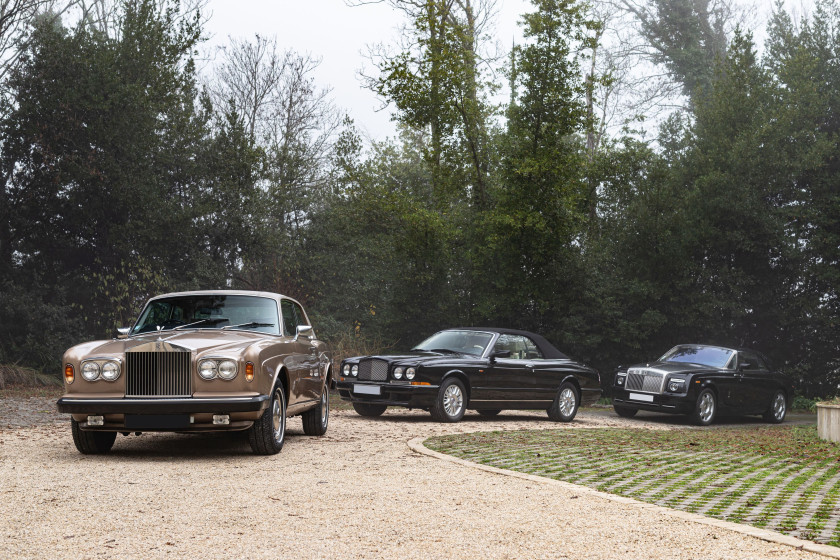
top-left (691, 388), bottom-right (717, 426)
top-left (248, 383), bottom-right (286, 455)
top-left (352, 402), bottom-right (388, 417)
top-left (476, 409), bottom-right (502, 417)
top-left (763, 390), bottom-right (787, 424)
top-left (302, 383), bottom-right (329, 436)
top-left (431, 377), bottom-right (467, 423)
top-left (547, 381), bottom-right (579, 422)
top-left (71, 419), bottom-right (116, 454)
top-left (614, 405), bottom-right (638, 418)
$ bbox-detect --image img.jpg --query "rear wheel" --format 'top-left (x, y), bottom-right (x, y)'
top-left (763, 390), bottom-right (787, 424)
top-left (691, 388), bottom-right (717, 426)
top-left (248, 383), bottom-right (286, 455)
top-left (431, 377), bottom-right (466, 422)
top-left (614, 406), bottom-right (638, 418)
top-left (71, 419), bottom-right (116, 454)
top-left (476, 409), bottom-right (502, 417)
top-left (547, 382), bottom-right (579, 422)
top-left (302, 383), bottom-right (329, 436)
top-left (352, 402), bottom-right (387, 417)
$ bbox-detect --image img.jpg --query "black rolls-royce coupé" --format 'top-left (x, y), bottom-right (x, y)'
top-left (336, 328), bottom-right (601, 423)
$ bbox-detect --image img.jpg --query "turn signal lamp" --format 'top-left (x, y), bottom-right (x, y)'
top-left (245, 362), bottom-right (255, 382)
top-left (64, 364), bottom-right (74, 384)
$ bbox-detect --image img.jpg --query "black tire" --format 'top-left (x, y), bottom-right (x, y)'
top-left (763, 390), bottom-right (787, 424)
top-left (352, 402), bottom-right (388, 417)
top-left (691, 388), bottom-right (717, 426)
top-left (302, 383), bottom-right (329, 436)
top-left (547, 381), bottom-right (579, 422)
top-left (71, 419), bottom-right (116, 454)
top-left (476, 409), bottom-right (502, 417)
top-left (431, 377), bottom-right (467, 423)
top-left (614, 405), bottom-right (638, 418)
top-left (248, 383), bottom-right (286, 455)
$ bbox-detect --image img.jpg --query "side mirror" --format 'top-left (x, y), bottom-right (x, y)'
top-left (490, 350), bottom-right (511, 362)
top-left (117, 327), bottom-right (130, 338)
top-left (295, 325), bottom-right (314, 340)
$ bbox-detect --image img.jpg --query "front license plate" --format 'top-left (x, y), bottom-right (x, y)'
top-left (629, 392), bottom-right (654, 403)
top-left (354, 384), bottom-right (381, 396)
top-left (125, 414), bottom-right (191, 430)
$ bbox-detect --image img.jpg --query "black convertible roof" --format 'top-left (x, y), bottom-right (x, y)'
top-left (448, 327), bottom-right (569, 360)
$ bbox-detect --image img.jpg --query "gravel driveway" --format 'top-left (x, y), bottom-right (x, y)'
top-left (0, 396), bottom-right (827, 559)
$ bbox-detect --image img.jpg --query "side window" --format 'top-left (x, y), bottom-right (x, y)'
top-left (522, 337), bottom-right (543, 359)
top-left (740, 351), bottom-right (763, 371)
top-left (495, 335), bottom-right (534, 359)
top-left (291, 302), bottom-right (309, 329)
top-left (494, 334), bottom-right (515, 356)
top-left (280, 300), bottom-right (297, 337)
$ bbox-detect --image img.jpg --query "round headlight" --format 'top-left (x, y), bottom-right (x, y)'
top-left (351, 365), bottom-right (358, 377)
top-left (406, 367), bottom-right (416, 380)
top-left (343, 364), bottom-right (350, 376)
top-left (616, 374), bottom-right (626, 386)
top-left (199, 360), bottom-right (217, 380)
top-left (393, 367), bottom-right (404, 380)
top-left (668, 380), bottom-right (684, 392)
top-left (218, 360), bottom-right (237, 380)
top-left (81, 362), bottom-right (100, 381)
top-left (101, 361), bottom-right (120, 381)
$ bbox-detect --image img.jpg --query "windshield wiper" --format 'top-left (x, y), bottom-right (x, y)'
top-left (427, 348), bottom-right (459, 354)
top-left (172, 318), bottom-right (227, 330)
top-left (222, 322), bottom-right (275, 330)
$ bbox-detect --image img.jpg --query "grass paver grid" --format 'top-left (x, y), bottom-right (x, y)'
top-left (426, 426), bottom-right (840, 547)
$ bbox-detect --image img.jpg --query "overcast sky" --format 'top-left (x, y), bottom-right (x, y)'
top-left (202, 0), bottom-right (530, 141)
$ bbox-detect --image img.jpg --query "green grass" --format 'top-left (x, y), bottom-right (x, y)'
top-left (426, 426), bottom-right (840, 546)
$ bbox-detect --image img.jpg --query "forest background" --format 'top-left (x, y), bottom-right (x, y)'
top-left (0, 0), bottom-right (837, 395)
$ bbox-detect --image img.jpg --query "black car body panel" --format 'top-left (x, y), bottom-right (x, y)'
top-left (336, 328), bottom-right (601, 416)
top-left (611, 344), bottom-right (794, 421)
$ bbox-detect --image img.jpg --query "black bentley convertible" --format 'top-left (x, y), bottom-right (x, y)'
top-left (335, 328), bottom-right (601, 423)
top-left (611, 344), bottom-right (794, 426)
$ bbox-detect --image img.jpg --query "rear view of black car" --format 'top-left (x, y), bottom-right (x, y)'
top-left (612, 344), bottom-right (793, 425)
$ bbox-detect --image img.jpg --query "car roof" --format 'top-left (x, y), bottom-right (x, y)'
top-left (446, 327), bottom-right (569, 360)
top-left (148, 290), bottom-right (287, 301)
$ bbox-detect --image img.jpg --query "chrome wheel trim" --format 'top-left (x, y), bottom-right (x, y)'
top-left (442, 384), bottom-right (464, 418)
top-left (698, 391), bottom-right (715, 423)
top-left (272, 388), bottom-right (285, 444)
top-left (773, 392), bottom-right (786, 420)
top-left (320, 388), bottom-right (329, 427)
top-left (558, 387), bottom-right (576, 417)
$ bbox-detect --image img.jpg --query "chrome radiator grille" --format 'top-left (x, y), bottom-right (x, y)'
top-left (126, 352), bottom-right (191, 397)
top-left (626, 368), bottom-right (665, 394)
top-left (358, 359), bottom-right (389, 381)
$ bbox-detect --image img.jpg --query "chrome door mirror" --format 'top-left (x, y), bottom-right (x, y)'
top-left (116, 327), bottom-right (130, 338)
top-left (295, 325), bottom-right (314, 341)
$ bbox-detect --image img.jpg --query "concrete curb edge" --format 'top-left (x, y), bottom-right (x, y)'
top-left (407, 436), bottom-right (840, 559)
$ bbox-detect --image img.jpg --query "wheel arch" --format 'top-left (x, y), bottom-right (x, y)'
top-left (442, 370), bottom-right (471, 402)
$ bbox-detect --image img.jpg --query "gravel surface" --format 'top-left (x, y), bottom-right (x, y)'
top-left (0, 397), bottom-right (827, 559)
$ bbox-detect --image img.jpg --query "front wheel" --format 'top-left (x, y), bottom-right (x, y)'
top-left (431, 377), bottom-right (466, 422)
top-left (547, 382), bottom-right (579, 422)
top-left (248, 383), bottom-right (286, 455)
top-left (691, 388), bottom-right (717, 426)
top-left (352, 402), bottom-right (387, 417)
top-left (763, 390), bottom-right (787, 424)
top-left (302, 383), bottom-right (329, 436)
top-left (614, 405), bottom-right (638, 418)
top-left (71, 419), bottom-right (116, 454)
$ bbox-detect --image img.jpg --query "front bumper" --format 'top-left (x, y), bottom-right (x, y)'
top-left (612, 388), bottom-right (695, 414)
top-left (57, 395), bottom-right (269, 414)
top-left (335, 379), bottom-right (439, 408)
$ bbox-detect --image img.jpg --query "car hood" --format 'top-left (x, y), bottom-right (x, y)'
top-left (64, 330), bottom-right (274, 361)
top-left (628, 361), bottom-right (721, 375)
top-left (357, 352), bottom-right (480, 365)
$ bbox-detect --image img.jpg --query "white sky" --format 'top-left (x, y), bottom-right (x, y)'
top-left (202, 0), bottom-right (531, 141)
top-left (201, 0), bottom-right (810, 142)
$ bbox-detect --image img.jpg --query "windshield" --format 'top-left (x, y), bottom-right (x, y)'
top-left (659, 345), bottom-right (735, 369)
top-left (412, 330), bottom-right (494, 357)
top-left (132, 295), bottom-right (280, 335)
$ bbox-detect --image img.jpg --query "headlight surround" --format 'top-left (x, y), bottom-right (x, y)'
top-left (393, 366), bottom-right (404, 380)
top-left (351, 364), bottom-right (358, 377)
top-left (101, 361), bottom-right (121, 382)
top-left (667, 378), bottom-right (686, 392)
top-left (217, 360), bottom-right (238, 380)
top-left (615, 373), bottom-right (626, 386)
top-left (81, 362), bottom-right (100, 382)
top-left (342, 364), bottom-right (350, 376)
top-left (199, 360), bottom-right (218, 380)
top-left (406, 367), bottom-right (416, 380)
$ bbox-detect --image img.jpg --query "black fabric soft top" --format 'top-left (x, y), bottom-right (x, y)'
top-left (448, 327), bottom-right (569, 360)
